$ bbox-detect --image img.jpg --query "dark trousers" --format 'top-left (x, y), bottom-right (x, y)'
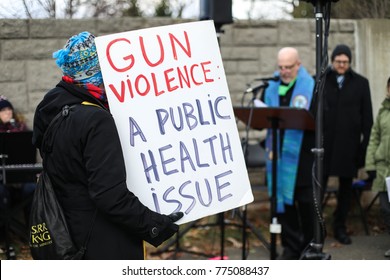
top-left (333, 177), bottom-right (353, 233)
top-left (277, 186), bottom-right (315, 259)
top-left (379, 191), bottom-right (390, 233)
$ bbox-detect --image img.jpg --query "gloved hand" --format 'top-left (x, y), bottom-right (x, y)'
top-left (146, 211), bottom-right (184, 247)
top-left (167, 211), bottom-right (184, 223)
top-left (366, 170), bottom-right (377, 182)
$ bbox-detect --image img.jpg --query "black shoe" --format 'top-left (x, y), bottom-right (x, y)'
top-left (334, 231), bottom-right (352, 245)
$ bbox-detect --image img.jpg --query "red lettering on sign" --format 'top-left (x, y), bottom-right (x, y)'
top-left (106, 38), bottom-right (134, 72)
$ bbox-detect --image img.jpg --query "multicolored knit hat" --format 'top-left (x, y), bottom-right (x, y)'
top-left (53, 31), bottom-right (103, 86)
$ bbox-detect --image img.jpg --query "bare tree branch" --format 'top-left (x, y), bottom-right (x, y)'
top-left (36, 0), bottom-right (56, 18)
top-left (22, 0), bottom-right (33, 19)
top-left (293, 0), bottom-right (390, 19)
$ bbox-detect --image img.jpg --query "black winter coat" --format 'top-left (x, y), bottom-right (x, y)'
top-left (323, 68), bottom-right (373, 178)
top-left (32, 81), bottom-right (178, 260)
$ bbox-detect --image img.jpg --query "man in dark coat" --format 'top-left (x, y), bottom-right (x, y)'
top-left (323, 44), bottom-right (373, 245)
top-left (32, 31), bottom-right (183, 260)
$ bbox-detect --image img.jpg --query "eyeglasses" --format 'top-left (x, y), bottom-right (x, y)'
top-left (333, 60), bottom-right (350, 65)
top-left (278, 63), bottom-right (296, 71)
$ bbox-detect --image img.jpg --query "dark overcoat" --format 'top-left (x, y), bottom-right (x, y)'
top-left (323, 68), bottom-right (373, 178)
top-left (32, 80), bottom-right (178, 260)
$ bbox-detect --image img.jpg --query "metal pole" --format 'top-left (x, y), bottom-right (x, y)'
top-left (270, 118), bottom-right (280, 260)
top-left (302, 0), bottom-right (334, 260)
top-left (314, 0), bottom-right (325, 247)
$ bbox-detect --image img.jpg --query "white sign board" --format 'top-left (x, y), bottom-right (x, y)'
top-left (386, 177), bottom-right (390, 202)
top-left (95, 20), bottom-right (253, 224)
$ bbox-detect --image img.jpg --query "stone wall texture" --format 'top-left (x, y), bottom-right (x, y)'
top-left (1, 18), bottom-right (389, 132)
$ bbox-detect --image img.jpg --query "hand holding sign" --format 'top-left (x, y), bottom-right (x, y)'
top-left (95, 20), bottom-right (253, 224)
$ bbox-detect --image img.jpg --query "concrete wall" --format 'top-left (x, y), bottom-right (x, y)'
top-left (0, 18), bottom-right (389, 131)
top-left (356, 19), bottom-right (390, 116)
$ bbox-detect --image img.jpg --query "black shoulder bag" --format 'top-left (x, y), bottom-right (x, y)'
top-left (29, 105), bottom-right (97, 260)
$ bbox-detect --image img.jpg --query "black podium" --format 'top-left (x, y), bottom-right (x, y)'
top-left (234, 106), bottom-right (315, 260)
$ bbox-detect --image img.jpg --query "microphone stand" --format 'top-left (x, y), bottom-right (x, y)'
top-left (300, 0), bottom-right (338, 260)
top-left (239, 85), bottom-right (273, 259)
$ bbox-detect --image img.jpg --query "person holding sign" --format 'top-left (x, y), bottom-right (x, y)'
top-left (261, 47), bottom-right (316, 259)
top-left (93, 20), bottom-right (254, 226)
top-left (32, 31), bottom-right (183, 260)
top-left (365, 77), bottom-right (390, 258)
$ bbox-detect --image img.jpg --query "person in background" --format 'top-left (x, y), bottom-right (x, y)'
top-left (0, 96), bottom-right (27, 132)
top-left (0, 96), bottom-right (35, 255)
top-left (32, 31), bottom-right (183, 260)
top-left (261, 47), bottom-right (316, 259)
top-left (323, 44), bottom-right (373, 245)
top-left (365, 77), bottom-right (390, 258)
top-left (0, 96), bottom-right (35, 204)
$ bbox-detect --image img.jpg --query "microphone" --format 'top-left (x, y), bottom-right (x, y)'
top-left (9, 118), bottom-right (16, 127)
top-left (245, 77), bottom-right (279, 94)
top-left (253, 76), bottom-right (280, 82)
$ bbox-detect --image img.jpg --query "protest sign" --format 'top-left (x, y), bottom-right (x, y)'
top-left (95, 20), bottom-right (253, 224)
